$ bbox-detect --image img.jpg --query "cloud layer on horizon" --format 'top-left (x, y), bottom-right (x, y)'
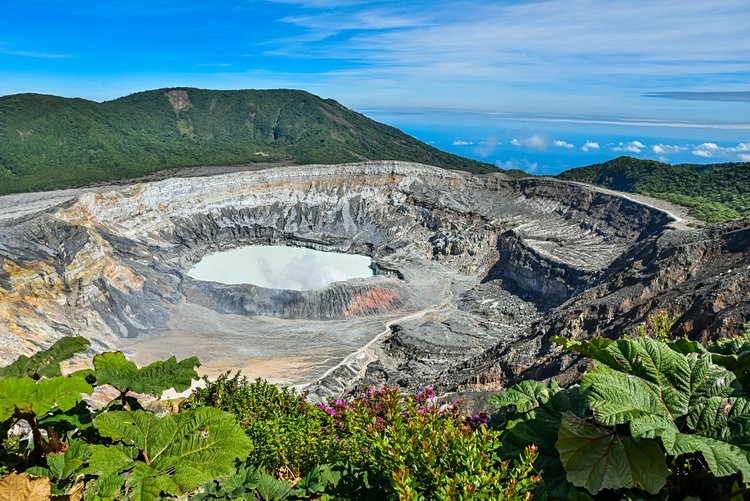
top-left (645, 92), bottom-right (750, 103)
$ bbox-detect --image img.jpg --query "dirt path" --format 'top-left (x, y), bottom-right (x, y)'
top-left (303, 291), bottom-right (452, 396)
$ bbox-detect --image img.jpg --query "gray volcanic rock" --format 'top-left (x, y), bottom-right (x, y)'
top-left (0, 161), bottom-right (745, 398)
top-left (442, 220), bottom-right (750, 395)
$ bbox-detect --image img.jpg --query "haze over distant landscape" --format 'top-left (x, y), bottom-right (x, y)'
top-left (2, 0), bottom-right (748, 174)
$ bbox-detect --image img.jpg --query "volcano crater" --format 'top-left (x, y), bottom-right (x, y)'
top-left (6, 161), bottom-right (735, 399)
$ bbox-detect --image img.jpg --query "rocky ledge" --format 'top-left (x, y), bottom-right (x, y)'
top-left (0, 162), bottom-right (746, 398)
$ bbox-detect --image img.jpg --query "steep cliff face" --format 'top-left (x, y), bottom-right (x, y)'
top-left (440, 221), bottom-right (750, 395)
top-left (2, 161), bottom-right (741, 398)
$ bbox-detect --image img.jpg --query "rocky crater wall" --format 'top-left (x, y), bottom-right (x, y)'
top-left (1, 161), bottom-right (722, 398)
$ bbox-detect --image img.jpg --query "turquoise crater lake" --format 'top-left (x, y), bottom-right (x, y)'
top-left (188, 245), bottom-right (374, 291)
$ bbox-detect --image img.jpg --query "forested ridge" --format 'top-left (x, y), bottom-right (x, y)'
top-left (0, 88), bottom-right (513, 195)
top-left (558, 156), bottom-right (750, 222)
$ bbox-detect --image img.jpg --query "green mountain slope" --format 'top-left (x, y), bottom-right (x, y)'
top-left (0, 88), bottom-right (514, 195)
top-left (558, 156), bottom-right (750, 222)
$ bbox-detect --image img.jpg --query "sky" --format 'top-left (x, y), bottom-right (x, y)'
top-left (1, 0), bottom-right (749, 174)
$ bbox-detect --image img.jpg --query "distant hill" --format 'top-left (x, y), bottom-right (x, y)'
top-left (0, 88), bottom-right (520, 195)
top-left (558, 156), bottom-right (750, 222)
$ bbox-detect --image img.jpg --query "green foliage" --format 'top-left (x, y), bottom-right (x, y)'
top-left (93, 407), bottom-right (251, 499)
top-left (0, 341), bottom-right (249, 501)
top-left (549, 336), bottom-right (614, 363)
top-left (323, 386), bottom-right (541, 500)
top-left (558, 155), bottom-right (750, 222)
top-left (492, 380), bottom-right (587, 498)
top-left (195, 467), bottom-right (293, 500)
top-left (556, 413), bottom-right (669, 494)
top-left (16, 329), bottom-right (748, 499)
top-left (186, 379), bottom-right (540, 499)
top-left (707, 336), bottom-right (750, 391)
top-left (25, 438), bottom-right (91, 495)
top-left (0, 376), bottom-right (92, 422)
top-left (0, 336), bottom-right (89, 379)
top-left (0, 88), bottom-right (503, 195)
top-left (581, 337), bottom-right (750, 481)
top-left (93, 351), bottom-right (199, 400)
top-left (633, 309), bottom-right (680, 342)
top-left (180, 373), bottom-right (338, 477)
top-left (289, 462), bottom-right (379, 500)
top-left (494, 332), bottom-right (750, 499)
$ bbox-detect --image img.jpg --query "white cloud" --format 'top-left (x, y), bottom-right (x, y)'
top-left (510, 133), bottom-right (550, 151)
top-left (612, 141), bottom-right (646, 153)
top-left (496, 160), bottom-right (517, 169)
top-left (691, 142), bottom-right (721, 158)
top-left (581, 141), bottom-right (600, 152)
top-left (258, 0), bottom-right (750, 122)
top-left (0, 44), bottom-right (73, 59)
top-left (474, 136), bottom-right (499, 157)
top-left (496, 159), bottom-right (539, 173)
top-left (452, 139), bottom-right (472, 146)
top-left (486, 114), bottom-right (750, 131)
top-left (690, 142), bottom-right (750, 161)
top-left (738, 154), bottom-right (750, 162)
top-left (652, 144), bottom-right (685, 154)
top-left (553, 139), bottom-right (574, 148)
top-left (726, 143), bottom-right (750, 152)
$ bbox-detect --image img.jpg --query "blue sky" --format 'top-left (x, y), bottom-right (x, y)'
top-left (1, 0), bottom-right (749, 174)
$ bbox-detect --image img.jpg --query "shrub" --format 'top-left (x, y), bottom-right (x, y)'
top-left (182, 376), bottom-right (541, 499)
top-left (0, 337), bottom-right (249, 501)
top-left (492, 333), bottom-right (750, 499)
top-left (180, 373), bottom-right (341, 478)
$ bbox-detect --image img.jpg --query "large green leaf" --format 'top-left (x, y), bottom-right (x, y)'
top-left (490, 379), bottom-right (560, 413)
top-left (254, 471), bottom-right (293, 500)
top-left (0, 376), bottom-right (92, 421)
top-left (94, 407), bottom-right (251, 497)
top-left (552, 336), bottom-right (615, 365)
top-left (708, 338), bottom-right (750, 389)
top-left (583, 339), bottom-right (736, 427)
top-left (85, 444), bottom-right (140, 477)
top-left (46, 439), bottom-right (91, 481)
top-left (93, 407), bottom-right (175, 463)
top-left (124, 462), bottom-right (180, 501)
top-left (556, 413), bottom-right (669, 495)
top-left (664, 432), bottom-right (750, 479)
top-left (667, 337), bottom-right (707, 355)
top-left (93, 352), bottom-right (199, 398)
top-left (82, 474), bottom-right (126, 501)
top-left (38, 400), bottom-right (94, 432)
top-left (24, 439), bottom-right (92, 495)
top-left (582, 337), bottom-right (750, 480)
top-left (0, 337), bottom-right (89, 379)
top-left (497, 384), bottom-right (588, 498)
